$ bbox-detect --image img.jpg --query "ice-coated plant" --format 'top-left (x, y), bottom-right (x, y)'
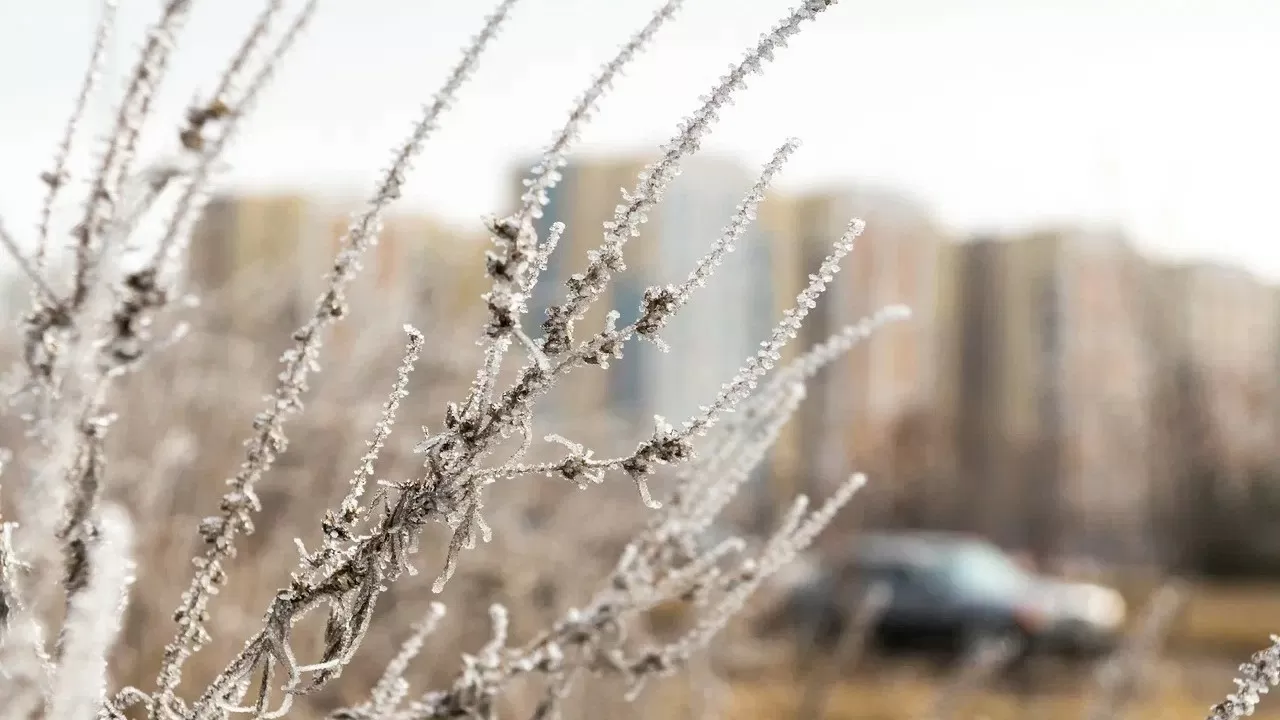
top-left (1208, 636), bottom-right (1280, 720)
top-left (0, 0), bottom-right (928, 718)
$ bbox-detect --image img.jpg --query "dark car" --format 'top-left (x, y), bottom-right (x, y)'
top-left (768, 532), bottom-right (1126, 662)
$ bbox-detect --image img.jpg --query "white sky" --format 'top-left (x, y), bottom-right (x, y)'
top-left (2, 0), bottom-right (1279, 277)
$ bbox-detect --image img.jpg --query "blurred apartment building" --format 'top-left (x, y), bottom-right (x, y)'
top-left (187, 192), bottom-right (488, 365)
top-left (507, 152), bottom-right (1280, 563)
top-left (772, 188), bottom-right (945, 523)
top-left (183, 182), bottom-right (1280, 570)
top-left (1143, 261), bottom-right (1280, 573)
top-left (188, 192), bottom-right (318, 337)
top-left (514, 155), bottom-right (784, 447)
top-left (512, 158), bottom-right (945, 525)
top-left (1144, 262), bottom-right (1280, 483)
top-left (933, 229), bottom-right (1154, 564)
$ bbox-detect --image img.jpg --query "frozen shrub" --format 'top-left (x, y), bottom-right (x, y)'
top-left (0, 0), bottom-right (914, 718)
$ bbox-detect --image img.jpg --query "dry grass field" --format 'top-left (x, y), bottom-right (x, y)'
top-left (721, 675), bottom-right (1272, 720)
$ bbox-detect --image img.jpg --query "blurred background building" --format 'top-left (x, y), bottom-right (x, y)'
top-left (166, 151), bottom-right (1280, 578)
top-left (515, 154), bottom-right (781, 436)
top-left (187, 192), bottom-right (489, 366)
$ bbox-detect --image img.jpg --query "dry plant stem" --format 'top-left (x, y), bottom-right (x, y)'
top-left (7, 5), bottom-right (318, 689)
top-left (517, 0), bottom-right (684, 227)
top-left (14, 352), bottom-right (114, 632)
top-left (185, 0), bottom-right (287, 148)
top-left (783, 305), bottom-right (911, 381)
top-left (653, 477), bottom-right (867, 674)
top-left (269, 12), bottom-right (843, 669)
top-left (0, 0), bottom-right (908, 716)
top-left (504, 222), bottom-right (888, 506)
top-left (3, 0), bottom-right (298, 685)
top-left (494, 388), bottom-right (807, 706)
top-left (1208, 635), bottom-right (1280, 720)
top-left (497, 138), bottom-right (806, 476)
top-left (485, 0), bottom-right (686, 315)
top-left (156, 2), bottom-right (524, 712)
top-left (36, 0), bottom-right (119, 268)
top-left (372, 322), bottom-right (891, 720)
top-left (73, 0), bottom-right (313, 584)
top-left (17, 133), bottom-right (129, 612)
top-left (538, 0), bottom-right (839, 358)
top-left (53, 409), bottom-right (112, 649)
top-left (10, 329), bottom-right (115, 696)
top-left (0, 513), bottom-right (54, 717)
top-left (928, 635), bottom-right (1022, 720)
top-left (45, 505), bottom-right (134, 720)
top-left (631, 138), bottom-right (801, 348)
top-left (794, 582), bottom-right (891, 720)
top-left (92, 0), bottom-right (294, 283)
top-left (188, 11), bottom-right (853, 713)
top-left (13, 0), bottom-right (195, 597)
top-left (302, 325), bottom-right (427, 578)
top-left (513, 219), bottom-right (863, 508)
top-left (1087, 580), bottom-right (1185, 720)
top-left (473, 0), bottom-right (684, 420)
top-left (391, 477), bottom-right (870, 720)
top-left (0, 523), bottom-right (20, 635)
top-left (0, 217), bottom-right (59, 305)
top-left (674, 306), bottom-right (909, 497)
top-left (72, 0), bottom-right (194, 307)
top-left (84, 0), bottom-right (284, 280)
top-left (152, 0), bottom-right (316, 280)
top-left (207, 213), bottom-right (862, 717)
top-left (360, 604), bottom-right (448, 718)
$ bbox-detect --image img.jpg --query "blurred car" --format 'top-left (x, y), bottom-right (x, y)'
top-left (765, 531), bottom-right (1126, 662)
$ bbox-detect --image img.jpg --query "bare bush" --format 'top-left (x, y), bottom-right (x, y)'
top-left (0, 1), bottom-right (923, 719)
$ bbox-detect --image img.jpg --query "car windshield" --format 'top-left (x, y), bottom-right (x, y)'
top-left (948, 544), bottom-right (1030, 599)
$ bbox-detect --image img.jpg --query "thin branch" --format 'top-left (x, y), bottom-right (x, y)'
top-left (0, 217), bottom-right (60, 305)
top-left (166, 2), bottom-right (525, 710)
top-left (36, 0), bottom-right (119, 269)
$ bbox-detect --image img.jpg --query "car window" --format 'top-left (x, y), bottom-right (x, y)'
top-left (947, 545), bottom-right (1030, 600)
top-left (859, 562), bottom-right (942, 604)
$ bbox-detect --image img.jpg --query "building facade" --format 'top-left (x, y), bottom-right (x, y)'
top-left (514, 154), bottom-right (790, 439)
top-left (188, 192), bottom-right (325, 338)
top-left (934, 229), bottom-right (1154, 564)
top-left (187, 193), bottom-right (473, 364)
top-left (783, 186), bottom-right (945, 519)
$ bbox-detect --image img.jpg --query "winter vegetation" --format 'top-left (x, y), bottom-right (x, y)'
top-left (0, 1), bottom-right (1272, 719)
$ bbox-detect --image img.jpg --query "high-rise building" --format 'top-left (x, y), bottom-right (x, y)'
top-left (932, 235), bottom-right (1008, 537)
top-left (511, 154), bottom-right (789, 437)
top-left (1052, 229), bottom-right (1154, 562)
top-left (783, 186), bottom-right (945, 514)
top-left (512, 156), bottom-right (639, 430)
top-left (934, 229), bottom-right (1154, 563)
top-left (754, 192), bottom-right (806, 512)
top-left (506, 161), bottom-right (951, 528)
top-left (187, 193), bottom-right (449, 361)
top-left (327, 210), bottom-right (488, 367)
top-left (388, 212), bottom-right (490, 318)
top-left (188, 192), bottom-right (327, 337)
top-left (1148, 261), bottom-right (1280, 473)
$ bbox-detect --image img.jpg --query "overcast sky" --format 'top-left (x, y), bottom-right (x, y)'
top-left (2, 0), bottom-right (1279, 277)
